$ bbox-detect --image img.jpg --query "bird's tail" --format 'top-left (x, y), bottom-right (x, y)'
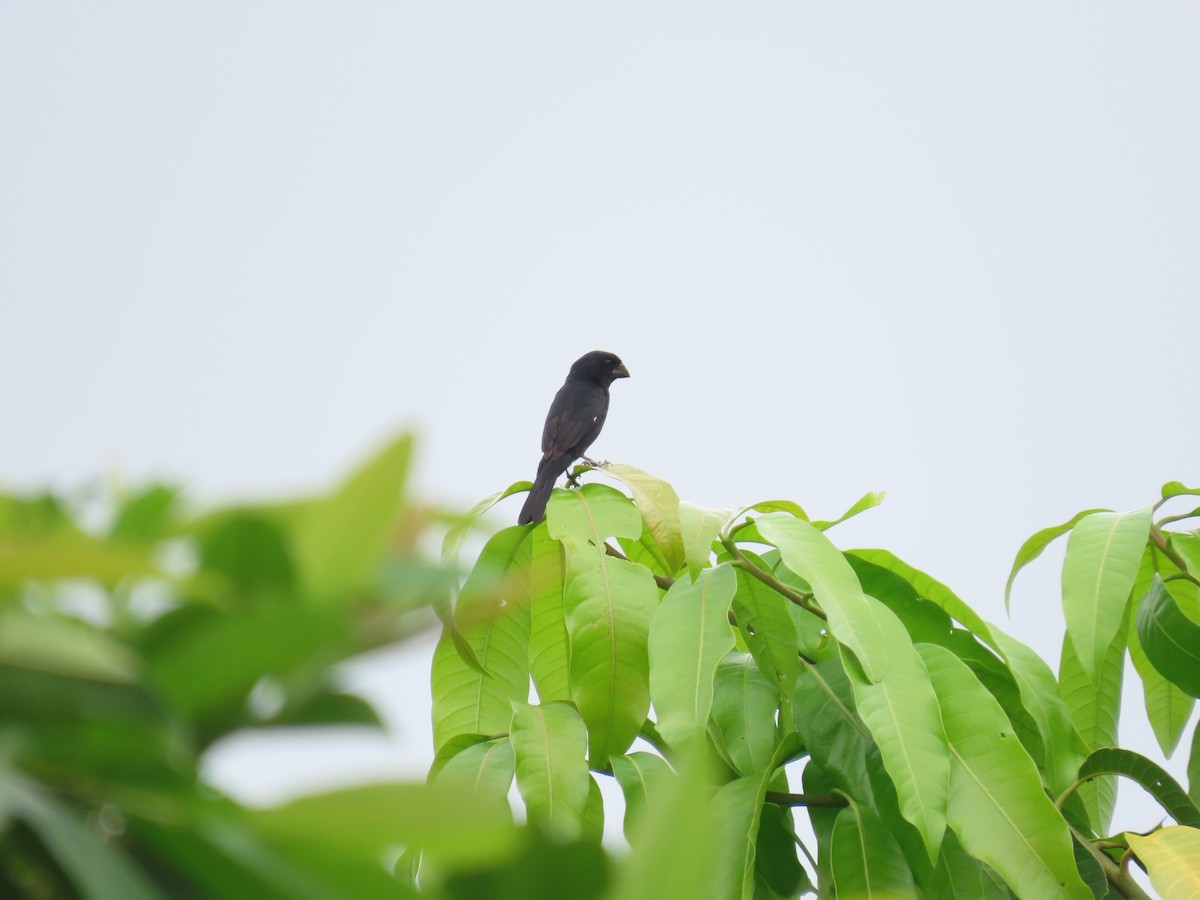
top-left (518, 467), bottom-right (558, 525)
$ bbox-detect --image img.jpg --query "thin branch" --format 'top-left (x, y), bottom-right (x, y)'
top-left (719, 535), bottom-right (827, 620)
top-left (764, 790), bottom-right (848, 809)
top-left (1068, 824), bottom-right (1151, 900)
top-left (605, 543), bottom-right (674, 590)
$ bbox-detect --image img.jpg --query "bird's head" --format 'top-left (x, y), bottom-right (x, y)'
top-left (569, 350), bottom-right (630, 386)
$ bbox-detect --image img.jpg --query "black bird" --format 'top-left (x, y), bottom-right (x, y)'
top-left (517, 351), bottom-right (630, 525)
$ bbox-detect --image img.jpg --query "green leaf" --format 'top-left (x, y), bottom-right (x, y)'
top-left (792, 659), bottom-right (876, 803)
top-left (755, 799), bottom-right (809, 898)
top-left (710, 653), bottom-right (779, 777)
top-left (829, 803), bottom-right (916, 899)
top-left (528, 524), bottom-right (570, 703)
top-left (511, 701), bottom-right (590, 838)
top-left (609, 750), bottom-right (719, 900)
top-left (143, 604), bottom-right (345, 723)
top-left (1126, 826), bottom-right (1200, 899)
top-left (843, 597), bottom-right (949, 864)
top-left (597, 464), bottom-right (684, 572)
top-left (1137, 575), bottom-right (1200, 698)
top-left (712, 777), bottom-right (765, 900)
top-left (919, 644), bottom-right (1092, 900)
top-left (557, 492), bottom-right (658, 765)
top-left (1129, 586), bottom-right (1194, 755)
top-left (755, 514), bottom-right (887, 682)
top-left (1162, 481), bottom-right (1200, 500)
top-left (609, 752), bottom-right (672, 839)
top-left (847, 548), bottom-right (999, 651)
top-left (1189, 725), bottom-right (1200, 806)
top-left (991, 627), bottom-right (1085, 795)
top-left (922, 829), bottom-right (1011, 900)
top-left (1005, 508), bottom-right (1109, 613)
top-left (0, 611), bottom-right (138, 682)
top-left (811, 490), bottom-right (886, 531)
top-left (252, 781), bottom-right (520, 869)
top-left (431, 527), bottom-right (532, 752)
top-left (712, 736), bottom-right (803, 900)
top-left (647, 564), bottom-right (736, 748)
top-left (679, 502), bottom-right (729, 580)
top-left (0, 534), bottom-right (160, 590)
top-left (434, 736), bottom-right (516, 800)
top-left (293, 432), bottom-right (413, 601)
top-left (582, 775), bottom-right (605, 844)
top-left (730, 565), bottom-right (803, 720)
top-left (442, 481), bottom-right (533, 572)
top-left (547, 482), bottom-right (642, 553)
top-left (1076, 747), bottom-right (1200, 827)
top-left (1061, 507), bottom-right (1152, 680)
top-left (110, 484), bottom-right (180, 542)
top-left (2, 774), bottom-right (161, 900)
top-left (1059, 619), bottom-right (1125, 833)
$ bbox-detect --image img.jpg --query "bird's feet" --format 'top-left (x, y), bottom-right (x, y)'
top-left (581, 457), bottom-right (610, 468)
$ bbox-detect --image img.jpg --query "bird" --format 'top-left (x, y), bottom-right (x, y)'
top-left (517, 350), bottom-right (630, 525)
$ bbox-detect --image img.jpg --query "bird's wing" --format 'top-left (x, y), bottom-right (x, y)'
top-left (541, 384), bottom-right (607, 461)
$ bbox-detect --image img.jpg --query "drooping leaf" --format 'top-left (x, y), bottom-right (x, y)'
top-left (431, 527), bottom-right (532, 752)
top-left (597, 464), bottom-right (684, 573)
top-left (609, 750), bottom-right (718, 900)
top-left (1061, 507), bottom-right (1152, 680)
top-left (1076, 747), bottom-right (1200, 827)
top-left (434, 736), bottom-right (516, 801)
top-left (1005, 508), bottom-right (1109, 613)
top-left (582, 775), bottom-right (605, 844)
top-left (828, 803), bottom-right (916, 898)
top-left (712, 736), bottom-right (803, 900)
top-left (647, 564), bottom-right (736, 749)
top-left (510, 701), bottom-right (590, 838)
top-left (1129, 587), bottom-right (1194, 756)
top-left (1059, 620), bottom-right (1125, 833)
top-left (843, 597), bottom-right (949, 864)
top-left (679, 502), bottom-right (729, 580)
top-left (756, 800), bottom-right (809, 898)
top-left (1126, 826), bottom-right (1200, 899)
top-left (919, 644), bottom-right (1092, 900)
top-left (609, 752), bottom-right (672, 838)
top-left (293, 432), bottom-right (414, 602)
top-left (528, 524), bottom-right (570, 703)
top-left (992, 627), bottom-right (1085, 795)
top-left (710, 653), bottom-right (779, 777)
top-left (730, 564), bottom-right (803, 721)
top-left (562, 551), bottom-right (657, 766)
top-left (1137, 575), bottom-right (1200, 698)
top-left (755, 514), bottom-right (887, 682)
top-left (792, 658), bottom-right (876, 804)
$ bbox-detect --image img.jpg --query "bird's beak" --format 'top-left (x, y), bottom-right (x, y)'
top-left (614, 363), bottom-right (630, 379)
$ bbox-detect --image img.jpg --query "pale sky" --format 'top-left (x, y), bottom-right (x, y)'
top-left (3, 2), bottom-right (1198, 871)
